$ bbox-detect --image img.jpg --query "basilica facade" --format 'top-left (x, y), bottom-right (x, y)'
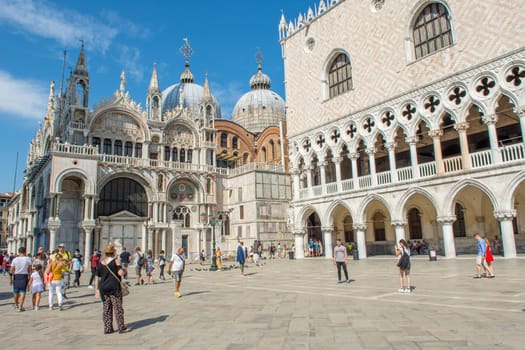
top-left (7, 44), bottom-right (291, 263)
top-left (280, 0), bottom-right (525, 258)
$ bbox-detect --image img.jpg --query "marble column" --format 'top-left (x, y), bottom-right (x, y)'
top-left (407, 136), bottom-right (419, 179)
top-left (495, 211), bottom-right (517, 258)
top-left (293, 231), bottom-right (305, 259)
top-left (83, 225), bottom-right (94, 269)
top-left (320, 160), bottom-right (327, 194)
top-left (455, 122), bottom-right (472, 170)
top-left (385, 142), bottom-right (398, 182)
top-left (147, 229), bottom-right (154, 252)
top-left (350, 153), bottom-right (359, 189)
top-left (322, 228), bottom-right (333, 259)
top-left (392, 221), bottom-right (406, 242)
top-left (306, 166), bottom-right (313, 196)
top-left (26, 235), bottom-right (33, 255)
top-left (519, 111), bottom-right (525, 145)
top-left (429, 129), bottom-right (444, 175)
top-left (367, 148), bottom-right (377, 186)
top-left (485, 118), bottom-right (502, 164)
top-left (333, 157), bottom-right (342, 192)
top-left (437, 216), bottom-right (456, 258)
top-left (292, 169), bottom-right (301, 200)
top-left (353, 224), bottom-right (367, 259)
top-left (161, 229), bottom-right (167, 252)
top-left (48, 227), bottom-right (58, 252)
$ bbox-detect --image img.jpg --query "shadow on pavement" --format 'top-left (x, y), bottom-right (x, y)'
top-left (127, 315), bottom-right (169, 330)
top-left (183, 290), bottom-right (209, 297)
top-left (244, 272), bottom-right (258, 276)
top-left (0, 292), bottom-right (12, 301)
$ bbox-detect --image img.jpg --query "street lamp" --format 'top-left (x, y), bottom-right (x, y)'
top-left (200, 207), bottom-right (233, 272)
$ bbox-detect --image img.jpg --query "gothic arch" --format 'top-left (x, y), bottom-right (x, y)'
top-left (295, 204), bottom-right (322, 229)
top-left (442, 178), bottom-right (499, 216)
top-left (394, 187), bottom-right (440, 221)
top-left (97, 171), bottom-right (154, 203)
top-left (89, 106), bottom-right (150, 141)
top-left (324, 199), bottom-right (356, 226)
top-left (502, 170), bottom-right (525, 212)
top-left (165, 175), bottom-right (205, 202)
top-left (357, 193), bottom-right (393, 224)
top-left (53, 168), bottom-right (94, 194)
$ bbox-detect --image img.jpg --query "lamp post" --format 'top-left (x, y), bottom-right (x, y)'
top-left (201, 207), bottom-right (233, 272)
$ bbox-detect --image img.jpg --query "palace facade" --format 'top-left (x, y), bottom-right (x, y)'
top-left (7, 45), bottom-right (291, 263)
top-left (280, 0), bottom-right (525, 258)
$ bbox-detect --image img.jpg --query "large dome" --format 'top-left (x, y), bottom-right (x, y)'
top-left (161, 63), bottom-right (221, 119)
top-left (232, 65), bottom-right (285, 133)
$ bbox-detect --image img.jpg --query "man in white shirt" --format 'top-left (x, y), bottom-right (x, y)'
top-left (168, 248), bottom-right (185, 298)
top-left (10, 247), bottom-right (33, 311)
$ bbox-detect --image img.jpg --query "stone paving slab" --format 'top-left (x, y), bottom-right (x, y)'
top-left (0, 256), bottom-right (524, 349)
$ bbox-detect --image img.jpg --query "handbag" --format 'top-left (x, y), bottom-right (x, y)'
top-left (397, 248), bottom-right (410, 270)
top-left (105, 263), bottom-right (129, 297)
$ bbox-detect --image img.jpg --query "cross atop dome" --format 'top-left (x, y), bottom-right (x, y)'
top-left (255, 48), bottom-right (264, 70)
top-left (180, 38), bottom-right (193, 64)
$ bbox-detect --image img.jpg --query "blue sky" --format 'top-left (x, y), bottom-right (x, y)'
top-left (0, 0), bottom-right (313, 193)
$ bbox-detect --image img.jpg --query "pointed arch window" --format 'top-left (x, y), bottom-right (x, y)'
top-left (328, 53), bottom-right (352, 98)
top-left (453, 203), bottom-right (466, 237)
top-left (412, 2), bottom-right (452, 59)
top-left (408, 208), bottom-right (423, 239)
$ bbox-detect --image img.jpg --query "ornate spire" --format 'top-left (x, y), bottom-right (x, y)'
top-left (44, 80), bottom-right (55, 128)
top-left (179, 38), bottom-right (194, 83)
top-left (148, 62), bottom-right (160, 94)
top-left (74, 40), bottom-right (88, 76)
top-left (201, 72), bottom-right (212, 103)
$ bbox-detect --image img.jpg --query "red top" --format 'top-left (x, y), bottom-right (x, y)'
top-left (90, 254), bottom-right (101, 268)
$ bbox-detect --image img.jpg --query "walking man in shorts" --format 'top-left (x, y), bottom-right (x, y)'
top-left (168, 248), bottom-right (185, 298)
top-left (10, 247), bottom-right (32, 311)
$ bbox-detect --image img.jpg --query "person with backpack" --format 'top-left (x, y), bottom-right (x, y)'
top-left (134, 247), bottom-right (145, 286)
top-left (395, 239), bottom-right (412, 293)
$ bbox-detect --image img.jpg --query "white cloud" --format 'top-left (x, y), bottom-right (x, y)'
top-left (0, 0), bottom-right (118, 52)
top-left (116, 45), bottom-right (144, 83)
top-left (0, 70), bottom-right (48, 120)
top-left (211, 81), bottom-right (245, 119)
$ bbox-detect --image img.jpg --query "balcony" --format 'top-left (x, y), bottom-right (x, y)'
top-left (297, 145), bottom-right (525, 200)
top-left (51, 143), bottom-right (283, 177)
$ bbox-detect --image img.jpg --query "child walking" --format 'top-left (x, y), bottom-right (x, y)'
top-left (28, 264), bottom-right (44, 310)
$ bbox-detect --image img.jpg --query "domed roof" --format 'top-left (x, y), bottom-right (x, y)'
top-left (249, 64), bottom-right (271, 90)
top-left (161, 63), bottom-right (221, 119)
top-left (232, 65), bottom-right (285, 133)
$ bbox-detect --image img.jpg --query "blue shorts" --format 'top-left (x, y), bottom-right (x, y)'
top-left (12, 274), bottom-right (28, 294)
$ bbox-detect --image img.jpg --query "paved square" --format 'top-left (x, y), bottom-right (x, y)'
top-left (1, 256), bottom-right (523, 349)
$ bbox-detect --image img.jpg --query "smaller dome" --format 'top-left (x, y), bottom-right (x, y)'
top-left (179, 61), bottom-right (194, 83)
top-left (249, 64), bottom-right (271, 90)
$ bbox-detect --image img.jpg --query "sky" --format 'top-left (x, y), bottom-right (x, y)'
top-left (0, 0), bottom-right (314, 194)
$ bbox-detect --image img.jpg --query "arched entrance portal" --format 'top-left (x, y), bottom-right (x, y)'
top-left (451, 185), bottom-right (497, 254)
top-left (96, 177), bottom-right (148, 254)
top-left (306, 212), bottom-right (322, 256)
top-left (363, 199), bottom-right (393, 255)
